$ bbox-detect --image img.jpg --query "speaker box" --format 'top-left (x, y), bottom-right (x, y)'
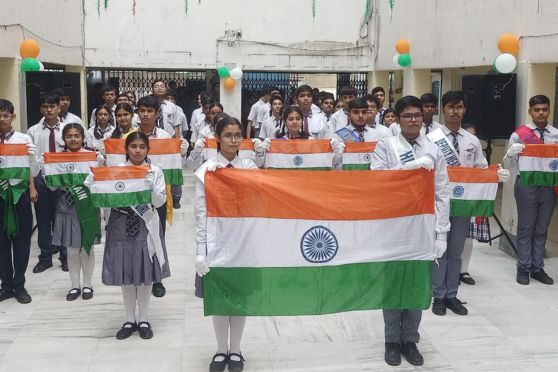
top-left (462, 73), bottom-right (516, 140)
top-left (25, 71), bottom-right (81, 131)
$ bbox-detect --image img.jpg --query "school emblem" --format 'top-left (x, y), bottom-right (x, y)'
top-left (453, 185), bottom-right (465, 198)
top-left (0, 157), bottom-right (4, 166)
top-left (66, 163), bottom-right (75, 172)
top-left (363, 153), bottom-right (371, 162)
top-left (300, 226), bottom-right (339, 263)
top-left (549, 160), bottom-right (558, 171)
top-left (115, 182), bottom-right (126, 191)
top-left (293, 155), bottom-right (304, 167)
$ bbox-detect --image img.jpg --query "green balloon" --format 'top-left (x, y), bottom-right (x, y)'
top-left (398, 53), bottom-right (412, 67)
top-left (21, 58), bottom-right (40, 72)
top-left (217, 66), bottom-right (230, 78)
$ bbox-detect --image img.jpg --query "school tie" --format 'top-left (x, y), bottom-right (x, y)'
top-left (124, 207), bottom-right (140, 237)
top-left (425, 124), bottom-right (431, 135)
top-left (303, 115), bottom-right (309, 132)
top-left (226, 163), bottom-right (234, 168)
top-left (0, 134), bottom-right (5, 143)
top-left (357, 130), bottom-right (365, 142)
top-left (450, 132), bottom-right (460, 154)
top-left (407, 139), bottom-right (418, 147)
top-left (536, 128), bottom-right (546, 142)
top-left (64, 189), bottom-right (74, 207)
top-left (48, 127), bottom-right (56, 152)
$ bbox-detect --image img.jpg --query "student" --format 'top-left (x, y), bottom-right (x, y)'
top-left (330, 86), bottom-right (358, 132)
top-left (247, 86), bottom-right (272, 138)
top-left (294, 85), bottom-right (330, 139)
top-left (255, 87), bottom-right (280, 129)
top-left (194, 116), bottom-right (258, 372)
top-left (51, 88), bottom-right (84, 127)
top-left (85, 132), bottom-right (169, 339)
top-left (150, 80), bottom-right (181, 138)
top-left (188, 102), bottom-right (224, 169)
top-left (116, 94), bottom-right (141, 126)
top-left (390, 93), bottom-right (442, 135)
top-left (89, 85), bottom-right (117, 128)
top-left (372, 86), bottom-right (387, 125)
top-left (318, 92), bottom-right (335, 132)
top-left (87, 105), bottom-right (114, 150)
top-left (27, 93), bottom-right (68, 273)
top-left (335, 97), bottom-right (390, 142)
top-left (259, 95), bottom-right (283, 139)
top-left (364, 94), bottom-right (382, 128)
top-left (125, 91), bottom-right (137, 109)
top-left (190, 92), bottom-right (212, 141)
top-left (110, 103), bottom-right (139, 139)
top-left (0, 99), bottom-right (39, 304)
top-left (191, 97), bottom-right (215, 145)
top-left (503, 94), bottom-right (558, 285)
top-left (370, 95), bottom-right (451, 367)
top-left (333, 99), bottom-right (344, 113)
top-left (381, 108), bottom-right (397, 127)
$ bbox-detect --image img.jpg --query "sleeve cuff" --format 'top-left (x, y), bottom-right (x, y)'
top-left (436, 232), bottom-right (447, 241)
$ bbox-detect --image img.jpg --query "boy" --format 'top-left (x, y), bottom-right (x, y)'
top-left (165, 89), bottom-right (188, 209)
top-left (335, 97), bottom-right (389, 142)
top-left (294, 85), bottom-right (329, 139)
top-left (51, 88), bottom-right (84, 127)
top-left (390, 93), bottom-right (443, 136)
top-left (255, 86), bottom-right (281, 130)
top-left (330, 86), bottom-right (357, 132)
top-left (247, 86), bottom-right (272, 138)
top-left (151, 80), bottom-right (181, 138)
top-left (89, 85), bottom-right (117, 127)
top-left (372, 86), bottom-right (387, 125)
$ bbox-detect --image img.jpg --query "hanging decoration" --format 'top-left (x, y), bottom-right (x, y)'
top-left (229, 67), bottom-right (243, 80)
top-left (393, 39), bottom-right (411, 68)
top-left (217, 66), bottom-right (230, 78)
top-left (493, 33), bottom-right (519, 74)
top-left (389, 0), bottom-right (395, 19)
top-left (364, 0), bottom-right (371, 19)
top-left (184, 0), bottom-right (188, 15)
top-left (224, 77), bottom-right (235, 90)
top-left (20, 39), bottom-right (40, 59)
top-left (312, 0), bottom-right (316, 21)
top-left (104, 0), bottom-right (109, 9)
top-left (132, 0), bottom-right (136, 16)
top-left (97, 0), bottom-right (101, 16)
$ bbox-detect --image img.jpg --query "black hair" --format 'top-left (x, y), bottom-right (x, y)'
top-left (40, 93), bottom-right (60, 106)
top-left (111, 103), bottom-right (135, 138)
top-left (371, 86), bottom-right (385, 95)
top-left (212, 112), bottom-right (230, 128)
top-left (276, 105), bottom-right (309, 139)
top-left (340, 86), bottom-right (358, 97)
top-left (93, 105), bottom-right (112, 140)
top-left (333, 99), bottom-right (343, 109)
top-left (125, 91), bottom-right (136, 100)
top-left (321, 92), bottom-right (335, 102)
top-left (51, 88), bottom-right (70, 98)
top-left (136, 95), bottom-right (161, 112)
top-left (151, 79), bottom-right (165, 88)
top-left (0, 99), bottom-right (15, 114)
top-left (261, 86), bottom-right (273, 97)
top-left (461, 123), bottom-right (477, 131)
top-left (420, 93), bottom-right (438, 106)
top-left (441, 91), bottom-right (466, 107)
top-left (380, 108), bottom-right (395, 124)
top-left (348, 97), bottom-right (369, 110)
top-left (394, 96), bottom-right (423, 116)
top-left (124, 131), bottom-right (150, 162)
top-left (215, 116), bottom-right (242, 152)
top-left (364, 94), bottom-right (381, 109)
top-left (199, 91), bottom-right (212, 101)
top-left (117, 93), bottom-right (129, 101)
top-left (201, 97), bottom-right (215, 108)
top-left (166, 89), bottom-right (177, 99)
top-left (62, 123), bottom-right (87, 150)
top-left (529, 95), bottom-right (550, 107)
top-left (295, 85), bottom-right (313, 98)
top-left (269, 95), bottom-right (285, 116)
top-left (101, 85), bottom-right (117, 95)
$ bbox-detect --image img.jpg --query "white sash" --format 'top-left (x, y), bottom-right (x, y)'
top-left (132, 204), bottom-right (165, 270)
top-left (427, 128), bottom-right (461, 166)
top-left (388, 135), bottom-right (416, 166)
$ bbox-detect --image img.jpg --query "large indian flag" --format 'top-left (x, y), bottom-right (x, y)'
top-left (342, 142), bottom-right (377, 170)
top-left (0, 144), bottom-right (30, 180)
top-left (203, 169), bottom-right (435, 316)
top-left (205, 138), bottom-right (253, 161)
top-left (44, 152), bottom-right (97, 187)
top-left (105, 138), bottom-right (183, 185)
top-left (89, 165), bottom-right (152, 208)
top-left (447, 165), bottom-right (498, 217)
top-left (518, 144), bottom-right (558, 187)
top-left (265, 139), bottom-right (333, 170)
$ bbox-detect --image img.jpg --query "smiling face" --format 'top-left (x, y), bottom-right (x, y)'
top-left (64, 128), bottom-right (84, 152)
top-left (126, 138), bottom-right (149, 165)
top-left (285, 111), bottom-right (303, 136)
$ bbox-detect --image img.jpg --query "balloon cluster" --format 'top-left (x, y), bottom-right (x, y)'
top-left (217, 66), bottom-right (243, 90)
top-left (19, 39), bottom-right (45, 72)
top-left (393, 39), bottom-right (411, 68)
top-left (493, 34), bottom-right (519, 74)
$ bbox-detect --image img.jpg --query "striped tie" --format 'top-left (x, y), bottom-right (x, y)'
top-left (451, 132), bottom-right (460, 154)
top-left (536, 128), bottom-right (545, 142)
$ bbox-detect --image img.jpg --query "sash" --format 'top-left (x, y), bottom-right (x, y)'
top-left (427, 128), bottom-right (461, 166)
top-left (67, 185), bottom-right (101, 254)
top-left (131, 204), bottom-right (165, 271)
top-left (335, 127), bottom-right (360, 142)
top-left (0, 180), bottom-right (28, 238)
top-left (388, 136), bottom-right (416, 166)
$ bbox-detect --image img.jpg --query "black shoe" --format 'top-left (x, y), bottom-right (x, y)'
top-left (228, 353), bottom-right (245, 372)
top-left (459, 272), bottom-right (476, 285)
top-left (401, 342), bottom-right (424, 366)
top-left (0, 289), bottom-right (15, 302)
top-left (33, 260), bottom-right (53, 273)
top-left (517, 271), bottom-right (529, 285)
top-left (152, 282), bottom-right (166, 297)
top-left (446, 297), bottom-right (468, 315)
top-left (432, 298), bottom-right (446, 316)
top-left (137, 321), bottom-right (153, 339)
top-left (384, 342), bottom-right (401, 366)
top-left (60, 260), bottom-right (69, 272)
top-left (14, 288), bottom-right (32, 304)
top-left (116, 322), bottom-right (137, 340)
top-left (82, 287), bottom-right (94, 300)
top-left (530, 270), bottom-right (554, 285)
top-left (66, 288), bottom-right (81, 301)
top-left (209, 353), bottom-right (229, 372)
top-left (173, 201), bottom-right (181, 209)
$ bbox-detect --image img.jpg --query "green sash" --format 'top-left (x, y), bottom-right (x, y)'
top-left (67, 185), bottom-right (101, 254)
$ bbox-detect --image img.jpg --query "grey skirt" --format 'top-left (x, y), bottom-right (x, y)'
top-left (102, 209), bottom-right (171, 286)
top-left (52, 192), bottom-right (101, 249)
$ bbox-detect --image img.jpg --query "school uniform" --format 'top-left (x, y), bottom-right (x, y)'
top-left (89, 104), bottom-right (116, 128)
top-left (330, 109), bottom-right (349, 133)
top-left (59, 111), bottom-right (84, 127)
top-left (256, 102), bottom-right (271, 129)
top-left (248, 99), bottom-right (266, 137)
top-left (186, 123), bottom-right (214, 170)
top-left (87, 125), bottom-right (115, 151)
top-left (302, 111), bottom-right (330, 139)
top-left (190, 114), bottom-right (207, 144)
top-left (389, 121), bottom-right (443, 137)
top-left (190, 107), bottom-right (203, 132)
top-left (259, 115), bottom-right (281, 139)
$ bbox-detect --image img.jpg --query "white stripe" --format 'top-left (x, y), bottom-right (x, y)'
top-left (518, 156), bottom-right (558, 173)
top-left (105, 154), bottom-right (126, 167)
top-left (149, 153), bottom-right (182, 170)
top-left (342, 152), bottom-right (372, 165)
top-left (205, 148), bottom-right (252, 161)
top-left (90, 178), bottom-right (150, 194)
top-left (206, 214), bottom-right (435, 268)
top-left (44, 161), bottom-right (97, 176)
top-left (0, 155), bottom-right (29, 168)
top-left (449, 182), bottom-right (497, 201)
top-left (265, 153), bottom-right (333, 169)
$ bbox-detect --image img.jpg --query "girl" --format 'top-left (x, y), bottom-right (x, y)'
top-left (333, 99), bottom-right (344, 113)
top-left (381, 108), bottom-right (397, 128)
top-left (188, 102), bottom-right (224, 169)
top-left (87, 132), bottom-right (169, 339)
top-left (88, 105), bottom-right (114, 150)
top-left (259, 95), bottom-right (283, 139)
top-left (194, 116), bottom-right (257, 372)
top-left (275, 105), bottom-right (311, 140)
top-left (111, 103), bottom-right (138, 139)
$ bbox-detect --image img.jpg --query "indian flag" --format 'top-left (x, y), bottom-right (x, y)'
top-left (105, 139), bottom-right (183, 185)
top-left (44, 152), bottom-right (97, 187)
top-left (205, 138), bottom-right (254, 161)
top-left (448, 165), bottom-right (498, 217)
top-left (342, 142), bottom-right (377, 170)
top-left (265, 139), bottom-right (333, 170)
top-left (0, 144), bottom-right (30, 180)
top-left (89, 165), bottom-right (152, 208)
top-left (518, 144), bottom-right (558, 186)
top-left (203, 169), bottom-right (435, 316)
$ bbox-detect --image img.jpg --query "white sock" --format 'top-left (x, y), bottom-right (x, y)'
top-left (67, 248), bottom-right (81, 289)
top-left (229, 316), bottom-right (246, 357)
top-left (212, 316), bottom-right (230, 360)
top-left (80, 248), bottom-right (95, 289)
top-left (137, 284), bottom-right (152, 326)
top-left (121, 285), bottom-right (137, 324)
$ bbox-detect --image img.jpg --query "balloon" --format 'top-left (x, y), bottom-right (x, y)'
top-left (223, 77), bottom-right (235, 90)
top-left (217, 66), bottom-right (230, 78)
top-left (392, 54), bottom-right (400, 65)
top-left (395, 39), bottom-right (410, 54)
top-left (229, 67), bottom-right (243, 80)
top-left (398, 53), bottom-right (412, 67)
top-left (20, 58), bottom-right (40, 72)
top-left (38, 60), bottom-right (45, 71)
top-left (498, 33), bottom-right (519, 56)
top-left (494, 53), bottom-right (517, 73)
top-left (20, 39), bottom-right (40, 59)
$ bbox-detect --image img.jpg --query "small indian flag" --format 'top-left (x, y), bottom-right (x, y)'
top-left (342, 142), bottom-right (377, 170)
top-left (205, 138), bottom-right (253, 161)
top-left (518, 144), bottom-right (558, 187)
top-left (203, 168), bottom-right (435, 316)
top-left (89, 165), bottom-right (152, 208)
top-left (448, 165), bottom-right (498, 217)
top-left (265, 139), bottom-right (333, 170)
top-left (105, 139), bottom-right (183, 185)
top-left (0, 144), bottom-right (30, 180)
top-left (44, 152), bottom-right (97, 187)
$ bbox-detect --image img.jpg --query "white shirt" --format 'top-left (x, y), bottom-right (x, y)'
top-left (89, 104), bottom-right (116, 128)
top-left (59, 112), bottom-right (84, 127)
top-left (190, 115), bottom-right (207, 144)
top-left (138, 126), bottom-right (173, 140)
top-left (504, 122), bottom-right (558, 172)
top-left (190, 107), bottom-right (203, 130)
top-left (389, 121), bottom-right (443, 137)
top-left (336, 124), bottom-right (390, 143)
top-left (186, 124), bottom-right (215, 170)
top-left (330, 109), bottom-right (349, 133)
top-left (87, 125), bottom-right (114, 150)
top-left (303, 112), bottom-right (330, 139)
top-left (311, 103), bottom-right (321, 115)
top-left (260, 115), bottom-right (282, 139)
top-left (440, 125), bottom-right (488, 168)
top-left (256, 102), bottom-right (271, 126)
top-left (0, 130), bottom-right (40, 184)
top-left (248, 99), bottom-right (265, 129)
top-left (176, 106), bottom-right (189, 132)
top-left (27, 119), bottom-right (66, 154)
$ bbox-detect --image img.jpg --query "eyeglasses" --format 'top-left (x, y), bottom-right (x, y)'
top-left (400, 113), bottom-right (423, 121)
top-left (222, 134), bottom-right (243, 142)
top-left (446, 106), bottom-right (465, 113)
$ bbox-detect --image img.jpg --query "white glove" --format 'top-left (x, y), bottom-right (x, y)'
top-left (193, 138), bottom-right (206, 156)
top-left (96, 152), bottom-right (105, 165)
top-left (497, 164), bottom-right (510, 183)
top-left (180, 138), bottom-right (188, 156)
top-left (27, 143), bottom-right (37, 162)
top-left (195, 255), bottom-right (210, 276)
top-left (506, 143), bottom-right (525, 158)
top-left (83, 173), bottom-right (94, 189)
top-left (98, 138), bottom-right (106, 156)
top-left (403, 156), bottom-right (434, 171)
top-left (252, 138), bottom-right (271, 154)
top-left (206, 160), bottom-right (226, 172)
top-left (144, 169), bottom-right (155, 189)
top-left (330, 137), bottom-right (345, 155)
top-left (435, 239), bottom-right (447, 259)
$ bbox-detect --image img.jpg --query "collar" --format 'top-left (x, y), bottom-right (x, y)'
top-left (217, 152), bottom-right (242, 167)
top-left (42, 120), bottom-right (61, 130)
top-left (0, 129), bottom-right (15, 141)
top-left (527, 122), bottom-right (549, 131)
top-left (59, 112), bottom-right (68, 121)
top-left (140, 125), bottom-right (157, 137)
top-left (347, 124), bottom-right (367, 132)
top-left (399, 133), bottom-right (423, 146)
top-left (441, 125), bottom-right (464, 136)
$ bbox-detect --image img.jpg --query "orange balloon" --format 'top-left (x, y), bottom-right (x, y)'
top-left (223, 77), bottom-right (235, 90)
top-left (395, 39), bottom-right (410, 54)
top-left (19, 39), bottom-right (40, 59)
top-left (498, 33), bottom-right (519, 56)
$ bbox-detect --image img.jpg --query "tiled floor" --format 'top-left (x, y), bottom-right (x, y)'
top-left (1, 173), bottom-right (557, 372)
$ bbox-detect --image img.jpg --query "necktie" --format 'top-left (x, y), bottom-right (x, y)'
top-left (303, 116), bottom-right (309, 132)
top-left (357, 130), bottom-right (365, 142)
top-left (124, 204), bottom-right (149, 237)
top-left (451, 132), bottom-right (460, 154)
top-left (425, 124), bottom-right (430, 134)
top-left (64, 189), bottom-right (74, 207)
top-left (0, 134), bottom-right (5, 143)
top-left (226, 163), bottom-right (234, 168)
top-left (48, 126), bottom-right (56, 152)
top-left (407, 139), bottom-right (418, 147)
top-left (536, 128), bottom-right (545, 142)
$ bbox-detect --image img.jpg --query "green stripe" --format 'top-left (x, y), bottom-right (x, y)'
top-left (342, 164), bottom-right (370, 170)
top-left (0, 168), bottom-right (30, 181)
top-left (203, 260), bottom-right (432, 316)
top-left (519, 171), bottom-right (558, 187)
top-left (45, 173), bottom-right (88, 188)
top-left (450, 199), bottom-right (494, 217)
top-left (162, 169), bottom-right (183, 185)
top-left (266, 167), bottom-right (332, 171)
top-left (91, 190), bottom-right (152, 208)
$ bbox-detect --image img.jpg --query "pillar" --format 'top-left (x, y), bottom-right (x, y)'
top-left (0, 58), bottom-right (23, 131)
top-left (402, 68), bottom-right (431, 97)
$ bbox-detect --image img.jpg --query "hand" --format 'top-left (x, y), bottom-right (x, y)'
top-left (83, 173), bottom-right (95, 189)
top-left (206, 160), bottom-right (225, 172)
top-left (403, 156), bottom-right (434, 171)
top-left (497, 164), bottom-right (510, 183)
top-left (435, 239), bottom-right (447, 258)
top-left (252, 138), bottom-right (271, 154)
top-left (195, 255), bottom-right (210, 276)
top-left (27, 143), bottom-right (37, 161)
top-left (29, 187), bottom-right (38, 203)
top-left (330, 137), bottom-right (345, 155)
top-left (506, 143), bottom-right (525, 158)
top-left (194, 138), bottom-right (206, 156)
top-left (98, 138), bottom-right (106, 156)
top-left (180, 138), bottom-right (188, 156)
top-left (144, 169), bottom-right (155, 189)
top-left (96, 152), bottom-right (105, 165)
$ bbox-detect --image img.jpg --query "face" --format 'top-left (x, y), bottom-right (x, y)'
top-left (102, 91), bottom-right (116, 106)
top-left (271, 99), bottom-right (283, 114)
top-left (285, 111), bottom-right (302, 134)
top-left (127, 138), bottom-right (149, 165)
top-left (366, 100), bottom-right (378, 123)
top-left (95, 108), bottom-right (110, 126)
top-left (528, 104), bottom-right (550, 126)
top-left (59, 96), bottom-right (70, 113)
top-left (207, 106), bottom-right (223, 126)
top-left (116, 108), bottom-right (133, 127)
top-left (0, 110), bottom-right (15, 134)
top-left (374, 91), bottom-right (385, 105)
top-left (138, 106), bottom-right (158, 126)
top-left (117, 96), bottom-right (129, 104)
top-left (202, 104), bottom-right (211, 115)
top-left (152, 82), bottom-right (166, 97)
top-left (126, 93), bottom-right (136, 105)
top-left (64, 128), bottom-right (83, 151)
top-left (296, 91), bottom-right (313, 110)
top-left (217, 124), bottom-right (243, 157)
top-left (442, 100), bottom-right (466, 126)
top-left (349, 108), bottom-right (368, 128)
top-left (166, 95), bottom-right (176, 104)
top-left (41, 103), bottom-right (61, 121)
top-left (334, 101), bottom-right (344, 112)
top-left (383, 112), bottom-right (397, 126)
top-left (422, 102), bottom-right (437, 122)
top-left (398, 106), bottom-right (423, 138)
top-left (322, 98), bottom-right (334, 114)
top-left (341, 94), bottom-right (356, 105)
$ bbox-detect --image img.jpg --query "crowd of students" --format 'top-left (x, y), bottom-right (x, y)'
top-left (0, 79), bottom-right (556, 371)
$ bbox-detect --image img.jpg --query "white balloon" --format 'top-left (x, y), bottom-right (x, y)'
top-left (392, 54), bottom-right (400, 65)
top-left (494, 53), bottom-right (517, 74)
top-left (38, 60), bottom-right (45, 71)
top-left (230, 67), bottom-right (243, 80)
